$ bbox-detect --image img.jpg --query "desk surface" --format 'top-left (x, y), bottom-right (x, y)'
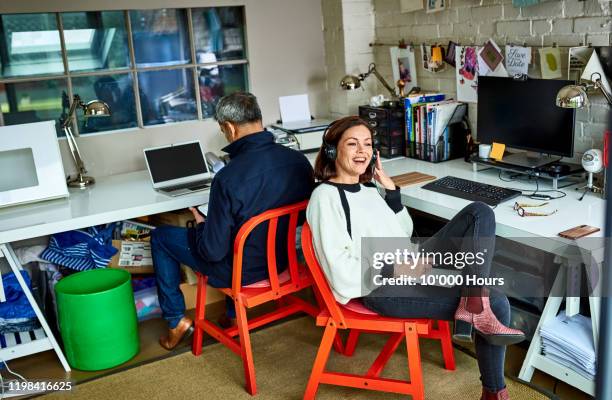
top-left (0, 170), bottom-right (209, 243)
top-left (0, 156), bottom-right (606, 255)
top-left (381, 157), bottom-right (606, 255)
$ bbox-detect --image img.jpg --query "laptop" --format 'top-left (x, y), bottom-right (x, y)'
top-left (144, 141), bottom-right (213, 196)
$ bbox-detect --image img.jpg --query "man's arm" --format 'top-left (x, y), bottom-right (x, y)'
top-left (193, 178), bottom-right (234, 263)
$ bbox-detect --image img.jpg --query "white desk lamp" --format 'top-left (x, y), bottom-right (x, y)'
top-left (61, 94), bottom-right (111, 188)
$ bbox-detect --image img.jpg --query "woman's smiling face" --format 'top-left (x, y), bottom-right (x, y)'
top-left (334, 125), bottom-right (373, 181)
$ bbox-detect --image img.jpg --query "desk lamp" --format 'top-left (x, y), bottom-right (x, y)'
top-left (555, 72), bottom-right (612, 108)
top-left (61, 94), bottom-right (111, 188)
top-left (340, 63), bottom-right (398, 98)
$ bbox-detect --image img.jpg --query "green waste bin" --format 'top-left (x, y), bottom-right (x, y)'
top-left (55, 268), bottom-right (139, 371)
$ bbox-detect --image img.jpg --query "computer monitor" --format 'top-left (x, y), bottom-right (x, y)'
top-left (477, 76), bottom-right (576, 168)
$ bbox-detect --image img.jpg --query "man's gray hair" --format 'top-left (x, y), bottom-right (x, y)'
top-left (214, 92), bottom-right (262, 125)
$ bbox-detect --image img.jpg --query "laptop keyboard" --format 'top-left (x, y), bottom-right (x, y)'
top-left (162, 179), bottom-right (211, 192)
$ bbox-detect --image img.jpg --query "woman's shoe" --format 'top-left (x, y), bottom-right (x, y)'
top-left (454, 288), bottom-right (525, 346)
top-left (159, 317), bottom-right (194, 350)
top-left (481, 386), bottom-right (510, 400)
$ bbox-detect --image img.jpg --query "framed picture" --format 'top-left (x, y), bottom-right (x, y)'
top-left (390, 46), bottom-right (418, 93)
top-left (426, 0), bottom-right (445, 13)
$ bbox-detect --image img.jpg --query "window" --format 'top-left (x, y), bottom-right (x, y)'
top-left (0, 7), bottom-right (248, 136)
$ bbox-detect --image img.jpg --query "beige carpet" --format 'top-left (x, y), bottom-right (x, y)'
top-left (43, 317), bottom-right (552, 400)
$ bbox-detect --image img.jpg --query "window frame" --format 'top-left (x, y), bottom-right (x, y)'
top-left (0, 7), bottom-right (249, 136)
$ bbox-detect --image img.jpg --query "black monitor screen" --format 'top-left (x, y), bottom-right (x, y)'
top-left (477, 77), bottom-right (576, 157)
top-left (145, 142), bottom-right (207, 183)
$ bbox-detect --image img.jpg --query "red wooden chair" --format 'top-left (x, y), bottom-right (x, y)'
top-left (191, 200), bottom-right (322, 395)
top-left (301, 222), bottom-right (456, 400)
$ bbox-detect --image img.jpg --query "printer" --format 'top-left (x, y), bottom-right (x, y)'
top-left (270, 119), bottom-right (332, 153)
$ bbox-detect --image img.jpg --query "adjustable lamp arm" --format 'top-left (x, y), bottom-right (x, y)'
top-left (592, 73), bottom-right (612, 105)
top-left (361, 63), bottom-right (397, 98)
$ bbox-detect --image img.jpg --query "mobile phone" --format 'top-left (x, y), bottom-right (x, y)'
top-left (197, 204), bottom-right (208, 217)
top-left (558, 225), bottom-right (600, 239)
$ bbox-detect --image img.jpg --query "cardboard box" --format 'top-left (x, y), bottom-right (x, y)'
top-left (149, 210), bottom-right (195, 228)
top-left (109, 239), bottom-right (154, 274)
top-left (180, 282), bottom-right (225, 309)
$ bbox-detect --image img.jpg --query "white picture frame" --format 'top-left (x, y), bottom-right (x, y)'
top-left (390, 46), bottom-right (418, 93)
top-left (426, 0), bottom-right (446, 13)
top-left (400, 0), bottom-right (424, 13)
top-left (0, 121), bottom-right (69, 208)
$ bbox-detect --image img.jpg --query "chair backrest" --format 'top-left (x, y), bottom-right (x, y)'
top-left (232, 200), bottom-right (308, 296)
top-left (301, 222), bottom-right (348, 328)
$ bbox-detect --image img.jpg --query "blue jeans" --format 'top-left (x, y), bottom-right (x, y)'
top-left (363, 202), bottom-right (509, 392)
top-left (151, 225), bottom-right (234, 328)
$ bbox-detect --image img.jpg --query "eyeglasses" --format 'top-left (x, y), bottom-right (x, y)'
top-left (513, 202), bottom-right (558, 217)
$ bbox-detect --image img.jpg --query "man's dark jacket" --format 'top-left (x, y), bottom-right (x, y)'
top-left (188, 131), bottom-right (314, 287)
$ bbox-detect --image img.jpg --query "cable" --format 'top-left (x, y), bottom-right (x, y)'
top-left (499, 170), bottom-right (568, 200)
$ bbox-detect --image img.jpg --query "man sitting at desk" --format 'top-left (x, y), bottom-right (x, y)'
top-left (151, 92), bottom-right (314, 350)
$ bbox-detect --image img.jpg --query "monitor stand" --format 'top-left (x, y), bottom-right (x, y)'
top-left (499, 152), bottom-right (561, 168)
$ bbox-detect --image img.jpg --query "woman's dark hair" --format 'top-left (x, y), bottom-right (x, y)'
top-left (313, 116), bottom-right (375, 183)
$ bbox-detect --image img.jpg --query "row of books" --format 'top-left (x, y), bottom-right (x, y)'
top-left (404, 93), bottom-right (467, 162)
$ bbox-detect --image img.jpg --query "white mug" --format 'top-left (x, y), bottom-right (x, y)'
top-left (479, 144), bottom-right (492, 159)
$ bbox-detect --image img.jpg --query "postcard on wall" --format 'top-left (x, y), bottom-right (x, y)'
top-left (478, 40), bottom-right (508, 77)
top-left (456, 46), bottom-right (479, 103)
top-left (568, 46), bottom-right (595, 82)
top-left (539, 47), bottom-right (562, 79)
top-left (390, 46), bottom-right (418, 93)
top-left (505, 45), bottom-right (531, 77)
top-left (445, 41), bottom-right (458, 68)
top-left (426, 0), bottom-right (445, 13)
top-left (400, 0), bottom-right (424, 13)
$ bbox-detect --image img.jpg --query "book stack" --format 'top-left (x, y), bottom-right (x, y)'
top-left (540, 311), bottom-right (596, 381)
top-left (404, 94), bottom-right (467, 162)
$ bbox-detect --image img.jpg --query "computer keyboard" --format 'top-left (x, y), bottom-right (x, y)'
top-left (422, 176), bottom-right (522, 206)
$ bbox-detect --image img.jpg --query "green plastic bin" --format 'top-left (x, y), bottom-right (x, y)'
top-left (55, 268), bottom-right (139, 371)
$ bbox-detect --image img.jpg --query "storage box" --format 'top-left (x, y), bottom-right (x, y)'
top-left (180, 282), bottom-right (225, 309)
top-left (109, 240), bottom-right (154, 274)
top-left (149, 210), bottom-right (195, 228)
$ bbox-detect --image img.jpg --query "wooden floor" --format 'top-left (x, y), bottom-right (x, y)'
top-left (12, 306), bottom-right (593, 400)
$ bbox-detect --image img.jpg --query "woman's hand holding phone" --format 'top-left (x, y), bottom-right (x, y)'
top-left (373, 150), bottom-right (396, 190)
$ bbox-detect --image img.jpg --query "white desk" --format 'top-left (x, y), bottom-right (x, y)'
top-left (0, 170), bottom-right (209, 372)
top-left (380, 157), bottom-right (606, 396)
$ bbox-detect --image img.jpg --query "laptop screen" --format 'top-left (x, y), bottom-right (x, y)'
top-left (145, 142), bottom-right (208, 183)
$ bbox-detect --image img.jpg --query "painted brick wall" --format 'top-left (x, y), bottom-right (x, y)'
top-left (364, 0), bottom-right (611, 158)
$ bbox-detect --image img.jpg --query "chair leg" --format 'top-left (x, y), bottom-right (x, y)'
top-left (311, 287), bottom-right (343, 354)
top-left (344, 329), bottom-right (360, 356)
top-left (438, 320), bottom-right (456, 371)
top-left (235, 298), bottom-right (257, 395)
top-left (405, 322), bottom-right (425, 400)
top-left (192, 274), bottom-right (207, 356)
top-left (304, 321), bottom-right (337, 400)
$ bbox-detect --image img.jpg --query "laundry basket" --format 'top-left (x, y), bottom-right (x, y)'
top-left (55, 268), bottom-right (139, 370)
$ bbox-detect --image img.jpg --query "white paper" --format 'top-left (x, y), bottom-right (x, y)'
top-left (456, 46), bottom-right (479, 103)
top-left (433, 101), bottom-right (459, 143)
top-left (582, 50), bottom-right (612, 95)
top-left (390, 46), bottom-right (418, 93)
top-left (539, 47), bottom-right (563, 79)
top-left (505, 45), bottom-right (531, 77)
top-left (568, 46), bottom-right (594, 81)
top-left (279, 94), bottom-right (311, 123)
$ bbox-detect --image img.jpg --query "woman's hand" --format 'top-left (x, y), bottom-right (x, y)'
top-left (189, 207), bottom-right (205, 224)
top-left (373, 151), bottom-right (396, 190)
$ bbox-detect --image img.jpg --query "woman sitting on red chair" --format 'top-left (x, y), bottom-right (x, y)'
top-left (306, 116), bottom-right (525, 400)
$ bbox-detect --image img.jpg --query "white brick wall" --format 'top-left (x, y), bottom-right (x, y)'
top-left (365, 0), bottom-right (612, 161)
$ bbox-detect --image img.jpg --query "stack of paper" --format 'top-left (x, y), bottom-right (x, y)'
top-left (540, 311), bottom-right (596, 381)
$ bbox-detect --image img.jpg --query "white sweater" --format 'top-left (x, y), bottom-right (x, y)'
top-left (306, 181), bottom-right (414, 304)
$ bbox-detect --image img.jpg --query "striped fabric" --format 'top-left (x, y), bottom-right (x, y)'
top-left (41, 224), bottom-right (118, 271)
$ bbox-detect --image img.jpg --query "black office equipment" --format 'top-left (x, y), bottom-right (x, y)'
top-left (477, 76), bottom-right (576, 168)
top-left (422, 176), bottom-right (522, 206)
top-left (359, 104), bottom-right (405, 158)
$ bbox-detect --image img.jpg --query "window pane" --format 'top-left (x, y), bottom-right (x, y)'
top-left (198, 63), bottom-right (247, 118)
top-left (130, 9), bottom-right (191, 67)
top-left (61, 11), bottom-right (129, 72)
top-left (0, 79), bottom-right (67, 135)
top-left (138, 68), bottom-right (196, 126)
top-left (192, 7), bottom-right (246, 63)
top-left (71, 73), bottom-right (137, 134)
top-left (0, 13), bottom-right (64, 78)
